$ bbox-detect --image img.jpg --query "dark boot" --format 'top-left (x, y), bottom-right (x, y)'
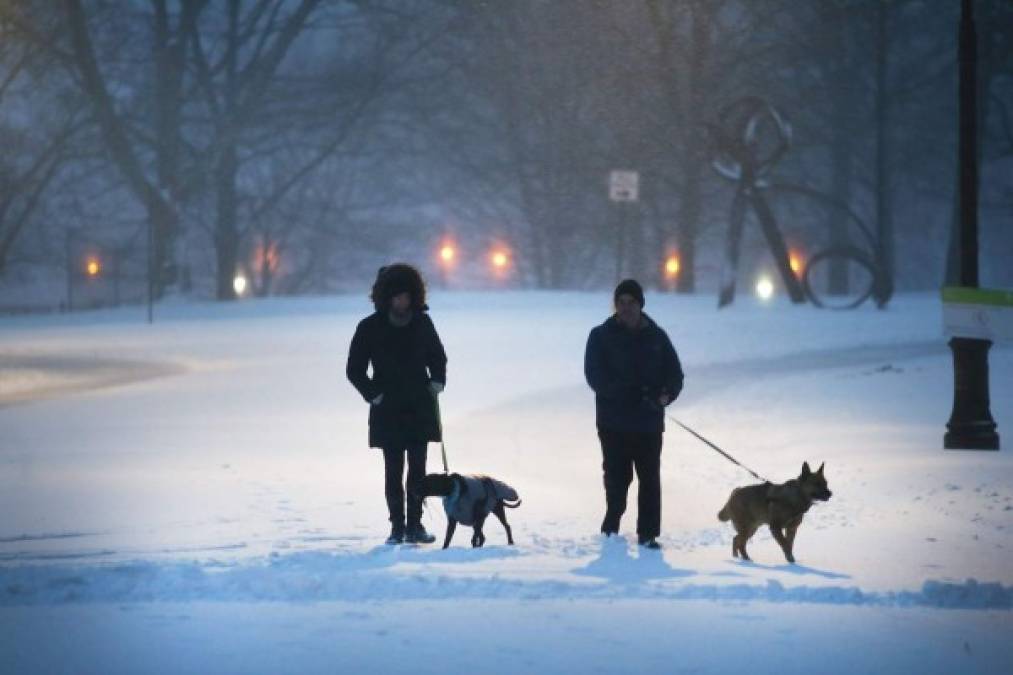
top-left (385, 522), bottom-right (405, 545)
top-left (405, 523), bottom-right (436, 544)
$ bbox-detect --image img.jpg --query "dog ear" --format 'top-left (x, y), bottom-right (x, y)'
top-left (801, 461), bottom-right (811, 476)
top-left (816, 462), bottom-right (825, 475)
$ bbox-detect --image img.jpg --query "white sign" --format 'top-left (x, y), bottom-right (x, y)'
top-left (609, 170), bottom-right (639, 202)
top-left (942, 287), bottom-right (1013, 342)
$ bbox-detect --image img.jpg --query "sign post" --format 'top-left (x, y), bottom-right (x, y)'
top-left (609, 170), bottom-right (639, 282)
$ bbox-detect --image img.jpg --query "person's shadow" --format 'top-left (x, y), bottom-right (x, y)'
top-left (572, 537), bottom-right (695, 583)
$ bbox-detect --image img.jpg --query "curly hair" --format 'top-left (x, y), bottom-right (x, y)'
top-left (370, 263), bottom-right (428, 312)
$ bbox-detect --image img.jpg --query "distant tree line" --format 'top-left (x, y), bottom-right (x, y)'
top-left (0, 0), bottom-right (1010, 303)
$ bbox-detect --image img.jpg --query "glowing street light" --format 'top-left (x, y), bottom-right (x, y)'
top-left (664, 255), bottom-right (680, 279)
top-left (233, 273), bottom-right (248, 297)
top-left (789, 250), bottom-right (804, 277)
top-left (490, 249), bottom-right (509, 270)
top-left (434, 240), bottom-right (459, 287)
top-left (439, 243), bottom-right (457, 265)
top-left (86, 257), bottom-right (101, 277)
top-left (755, 275), bottom-right (775, 301)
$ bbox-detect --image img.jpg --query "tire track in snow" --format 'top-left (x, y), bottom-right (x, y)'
top-left (0, 352), bottom-right (186, 409)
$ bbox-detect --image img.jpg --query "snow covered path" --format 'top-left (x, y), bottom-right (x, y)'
top-left (1, 292), bottom-right (1010, 673)
top-left (3, 600), bottom-right (1009, 675)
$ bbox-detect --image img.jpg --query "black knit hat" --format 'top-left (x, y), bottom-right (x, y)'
top-left (614, 278), bottom-right (645, 308)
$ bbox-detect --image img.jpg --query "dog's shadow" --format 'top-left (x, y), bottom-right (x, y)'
top-left (572, 538), bottom-right (695, 583)
top-left (364, 543), bottom-right (522, 566)
top-left (731, 559), bottom-right (851, 580)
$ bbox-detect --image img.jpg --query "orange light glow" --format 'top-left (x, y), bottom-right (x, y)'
top-left (439, 244), bottom-right (457, 264)
top-left (491, 250), bottom-right (509, 269)
top-left (789, 251), bottom-right (803, 276)
top-left (664, 255), bottom-right (680, 278)
top-left (253, 243), bottom-right (279, 272)
top-left (86, 258), bottom-right (101, 277)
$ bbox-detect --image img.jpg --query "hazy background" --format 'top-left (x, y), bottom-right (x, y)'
top-left (1, 0), bottom-right (1011, 309)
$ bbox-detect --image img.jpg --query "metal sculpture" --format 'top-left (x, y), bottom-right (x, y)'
top-left (709, 97), bottom-right (892, 309)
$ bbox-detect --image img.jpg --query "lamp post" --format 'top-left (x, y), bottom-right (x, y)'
top-left (945, 0), bottom-right (998, 450)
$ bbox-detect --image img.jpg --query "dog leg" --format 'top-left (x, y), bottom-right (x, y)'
top-left (443, 519), bottom-right (457, 549)
top-left (785, 518), bottom-right (802, 561)
top-left (736, 534), bottom-right (753, 561)
top-left (472, 514), bottom-right (489, 548)
top-left (769, 524), bottom-right (794, 563)
top-left (492, 503), bottom-right (514, 545)
top-left (734, 522), bottom-right (757, 561)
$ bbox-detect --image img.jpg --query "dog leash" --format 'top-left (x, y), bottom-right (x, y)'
top-left (433, 391), bottom-right (449, 473)
top-left (669, 415), bottom-right (770, 483)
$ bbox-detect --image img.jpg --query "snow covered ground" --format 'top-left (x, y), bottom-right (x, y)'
top-left (1, 290), bottom-right (1010, 674)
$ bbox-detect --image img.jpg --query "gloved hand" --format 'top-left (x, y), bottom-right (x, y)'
top-left (639, 385), bottom-right (663, 412)
top-left (429, 381), bottom-right (445, 395)
top-left (371, 393), bottom-right (384, 405)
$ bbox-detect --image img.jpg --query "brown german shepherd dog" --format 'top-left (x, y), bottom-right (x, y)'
top-left (718, 462), bottom-right (832, 563)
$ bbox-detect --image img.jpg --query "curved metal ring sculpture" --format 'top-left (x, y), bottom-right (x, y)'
top-left (709, 97), bottom-right (891, 309)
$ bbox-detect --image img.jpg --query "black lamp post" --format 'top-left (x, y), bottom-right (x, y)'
top-left (945, 0), bottom-right (999, 450)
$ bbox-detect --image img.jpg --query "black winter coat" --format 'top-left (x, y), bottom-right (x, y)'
top-left (346, 310), bottom-right (448, 449)
top-left (584, 313), bottom-right (684, 433)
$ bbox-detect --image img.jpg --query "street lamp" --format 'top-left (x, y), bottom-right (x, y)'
top-left (789, 250), bottom-right (804, 277)
top-left (945, 0), bottom-right (998, 450)
top-left (664, 255), bottom-right (680, 278)
top-left (489, 246), bottom-right (511, 281)
top-left (439, 243), bottom-right (457, 265)
top-left (663, 254), bottom-right (680, 291)
top-left (233, 272), bottom-right (248, 297)
top-left (436, 240), bottom-right (458, 287)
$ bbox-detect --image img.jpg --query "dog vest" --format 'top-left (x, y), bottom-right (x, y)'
top-left (442, 474), bottom-right (519, 526)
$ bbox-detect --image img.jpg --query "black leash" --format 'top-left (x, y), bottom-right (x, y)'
top-left (418, 391), bottom-right (449, 526)
top-left (433, 392), bottom-right (449, 474)
top-left (669, 415), bottom-right (770, 483)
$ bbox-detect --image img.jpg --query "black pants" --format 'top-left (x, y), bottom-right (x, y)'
top-left (382, 444), bottom-right (427, 530)
top-left (598, 430), bottom-right (662, 539)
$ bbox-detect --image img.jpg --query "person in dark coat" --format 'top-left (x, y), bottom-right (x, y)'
top-left (584, 279), bottom-right (684, 549)
top-left (347, 263), bottom-right (447, 545)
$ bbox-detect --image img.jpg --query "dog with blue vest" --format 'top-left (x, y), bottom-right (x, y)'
top-left (416, 473), bottom-right (521, 548)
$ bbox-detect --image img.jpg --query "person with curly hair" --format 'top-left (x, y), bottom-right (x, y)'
top-left (347, 264), bottom-right (448, 545)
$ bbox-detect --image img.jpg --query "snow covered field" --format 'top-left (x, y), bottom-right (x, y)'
top-left (1, 291), bottom-right (1010, 674)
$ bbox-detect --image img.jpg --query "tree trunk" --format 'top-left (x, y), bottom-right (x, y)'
top-left (215, 146), bottom-right (240, 301)
top-left (676, 164), bottom-right (701, 293)
top-left (63, 0), bottom-right (180, 298)
top-left (874, 0), bottom-right (894, 306)
top-left (828, 112), bottom-right (853, 296)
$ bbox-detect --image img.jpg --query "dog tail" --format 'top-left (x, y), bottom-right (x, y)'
top-left (503, 499), bottom-right (522, 509)
top-left (717, 504), bottom-right (730, 522)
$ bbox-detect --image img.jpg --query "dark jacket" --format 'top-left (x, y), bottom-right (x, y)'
top-left (347, 310), bottom-right (448, 449)
top-left (584, 312), bottom-right (684, 433)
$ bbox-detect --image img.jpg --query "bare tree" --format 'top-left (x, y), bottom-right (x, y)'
top-left (0, 12), bottom-right (83, 276)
